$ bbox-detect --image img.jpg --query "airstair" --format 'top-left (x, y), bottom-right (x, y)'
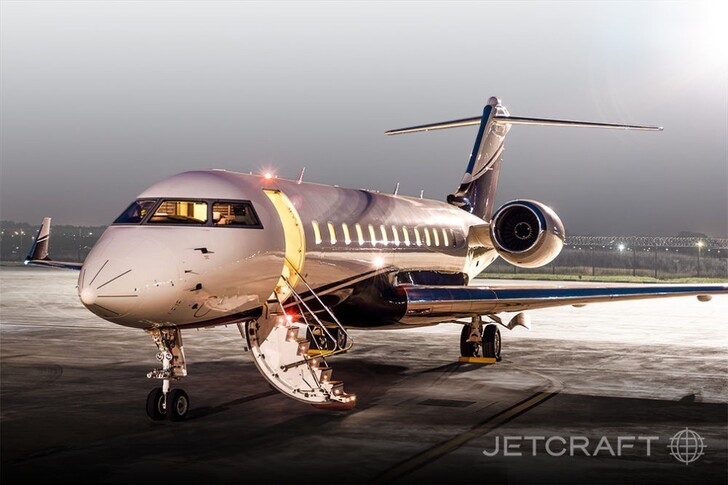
top-left (241, 266), bottom-right (356, 410)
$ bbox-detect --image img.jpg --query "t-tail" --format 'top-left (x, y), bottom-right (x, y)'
top-left (386, 96), bottom-right (663, 221)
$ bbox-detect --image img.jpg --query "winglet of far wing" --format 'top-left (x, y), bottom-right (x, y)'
top-left (24, 217), bottom-right (83, 271)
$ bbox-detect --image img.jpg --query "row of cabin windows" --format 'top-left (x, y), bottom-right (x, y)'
top-left (311, 221), bottom-right (453, 247)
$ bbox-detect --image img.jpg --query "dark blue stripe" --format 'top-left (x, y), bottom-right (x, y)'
top-left (465, 105), bottom-right (492, 175)
top-left (405, 285), bottom-right (728, 303)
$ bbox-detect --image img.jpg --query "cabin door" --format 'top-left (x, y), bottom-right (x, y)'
top-left (263, 189), bottom-right (306, 302)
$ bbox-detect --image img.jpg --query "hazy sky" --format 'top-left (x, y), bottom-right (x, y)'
top-left (1, 1), bottom-right (726, 236)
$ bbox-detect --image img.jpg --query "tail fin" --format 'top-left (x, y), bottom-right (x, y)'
top-left (385, 96), bottom-right (662, 220)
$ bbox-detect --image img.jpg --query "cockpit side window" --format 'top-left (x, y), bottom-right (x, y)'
top-left (212, 202), bottom-right (261, 227)
top-left (113, 199), bottom-right (157, 224)
top-left (148, 200), bottom-right (208, 224)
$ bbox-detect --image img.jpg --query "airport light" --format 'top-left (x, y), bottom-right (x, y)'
top-left (696, 240), bottom-right (705, 277)
top-left (14, 230), bottom-right (25, 260)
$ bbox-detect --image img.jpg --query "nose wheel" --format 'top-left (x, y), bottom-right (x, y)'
top-left (146, 387), bottom-right (190, 421)
top-left (145, 327), bottom-right (190, 421)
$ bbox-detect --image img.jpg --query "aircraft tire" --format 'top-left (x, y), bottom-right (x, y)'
top-left (483, 324), bottom-right (502, 361)
top-left (168, 389), bottom-right (190, 421)
top-left (459, 325), bottom-right (478, 357)
top-left (146, 387), bottom-right (166, 421)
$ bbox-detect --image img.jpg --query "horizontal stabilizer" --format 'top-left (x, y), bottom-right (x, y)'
top-left (385, 116), bottom-right (481, 135)
top-left (493, 115), bottom-right (662, 131)
top-left (385, 115), bottom-right (662, 135)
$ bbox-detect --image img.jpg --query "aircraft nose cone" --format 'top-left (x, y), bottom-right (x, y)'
top-left (79, 287), bottom-right (97, 306)
top-left (79, 232), bottom-right (181, 326)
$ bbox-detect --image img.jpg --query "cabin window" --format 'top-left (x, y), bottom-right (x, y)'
top-left (380, 225), bottom-right (389, 245)
top-left (414, 227), bottom-right (422, 246)
top-left (148, 200), bottom-right (208, 224)
top-left (442, 228), bottom-right (450, 247)
top-left (368, 224), bottom-right (377, 246)
top-left (391, 225), bottom-right (400, 246)
top-left (342, 223), bottom-right (351, 245)
top-left (355, 223), bottom-right (364, 245)
top-left (312, 221), bottom-right (322, 244)
top-left (114, 199), bottom-right (157, 224)
top-left (328, 222), bottom-right (337, 244)
top-left (433, 228), bottom-right (440, 246)
top-left (212, 202), bottom-right (260, 226)
top-left (402, 226), bottom-right (411, 246)
top-left (424, 227), bottom-right (432, 246)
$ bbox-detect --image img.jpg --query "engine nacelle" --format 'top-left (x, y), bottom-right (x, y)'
top-left (490, 200), bottom-right (565, 268)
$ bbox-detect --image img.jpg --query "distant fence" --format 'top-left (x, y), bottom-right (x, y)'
top-left (483, 236), bottom-right (728, 279)
top-left (2, 223), bottom-right (727, 278)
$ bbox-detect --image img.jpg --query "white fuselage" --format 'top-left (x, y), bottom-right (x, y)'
top-left (78, 170), bottom-right (496, 329)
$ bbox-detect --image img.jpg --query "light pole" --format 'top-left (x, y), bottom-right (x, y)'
top-left (632, 245), bottom-right (637, 277)
top-left (591, 246), bottom-right (595, 276)
top-left (696, 240), bottom-right (704, 278)
top-left (618, 243), bottom-right (626, 275)
top-left (14, 230), bottom-right (26, 261)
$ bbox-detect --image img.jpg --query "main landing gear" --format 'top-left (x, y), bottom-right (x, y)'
top-left (145, 327), bottom-right (189, 421)
top-left (460, 315), bottom-right (501, 361)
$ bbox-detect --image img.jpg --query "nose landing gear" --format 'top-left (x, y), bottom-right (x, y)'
top-left (145, 327), bottom-right (189, 421)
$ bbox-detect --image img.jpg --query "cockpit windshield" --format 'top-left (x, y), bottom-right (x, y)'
top-left (148, 200), bottom-right (209, 224)
top-left (112, 198), bottom-right (262, 227)
top-left (113, 199), bottom-right (157, 224)
top-left (212, 201), bottom-right (261, 226)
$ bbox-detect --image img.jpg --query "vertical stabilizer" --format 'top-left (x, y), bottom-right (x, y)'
top-left (447, 96), bottom-right (510, 220)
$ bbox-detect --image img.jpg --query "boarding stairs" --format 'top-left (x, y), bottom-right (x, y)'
top-left (241, 269), bottom-right (356, 410)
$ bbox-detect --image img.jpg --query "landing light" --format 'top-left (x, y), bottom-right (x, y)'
top-left (372, 256), bottom-right (384, 268)
top-left (264, 172), bottom-right (273, 180)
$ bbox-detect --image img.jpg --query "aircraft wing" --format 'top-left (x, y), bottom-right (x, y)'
top-left (24, 217), bottom-right (83, 271)
top-left (401, 283), bottom-right (728, 319)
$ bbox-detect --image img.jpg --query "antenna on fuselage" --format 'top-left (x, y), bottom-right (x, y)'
top-left (419, 190), bottom-right (424, 199)
top-left (296, 167), bottom-right (306, 184)
top-left (393, 182), bottom-right (400, 196)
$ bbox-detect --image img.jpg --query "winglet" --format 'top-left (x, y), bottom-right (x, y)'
top-left (26, 217), bottom-right (52, 262)
top-left (24, 217), bottom-right (83, 270)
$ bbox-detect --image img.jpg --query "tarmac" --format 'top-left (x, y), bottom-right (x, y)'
top-left (1, 267), bottom-right (727, 484)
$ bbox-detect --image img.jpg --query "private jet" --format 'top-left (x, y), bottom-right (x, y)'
top-left (25, 96), bottom-right (728, 420)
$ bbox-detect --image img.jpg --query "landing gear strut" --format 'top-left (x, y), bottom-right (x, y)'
top-left (460, 316), bottom-right (501, 361)
top-left (145, 327), bottom-right (189, 421)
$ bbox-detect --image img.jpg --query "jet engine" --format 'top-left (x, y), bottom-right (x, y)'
top-left (490, 200), bottom-right (565, 268)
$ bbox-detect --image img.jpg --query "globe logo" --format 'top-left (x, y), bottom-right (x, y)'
top-left (668, 428), bottom-right (705, 465)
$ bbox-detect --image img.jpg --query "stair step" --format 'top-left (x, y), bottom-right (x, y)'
top-left (297, 340), bottom-right (310, 355)
top-left (317, 366), bottom-right (333, 382)
top-left (328, 380), bottom-right (345, 396)
top-left (311, 392), bottom-right (357, 410)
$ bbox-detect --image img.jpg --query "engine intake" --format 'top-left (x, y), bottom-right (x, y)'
top-left (490, 200), bottom-right (565, 268)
